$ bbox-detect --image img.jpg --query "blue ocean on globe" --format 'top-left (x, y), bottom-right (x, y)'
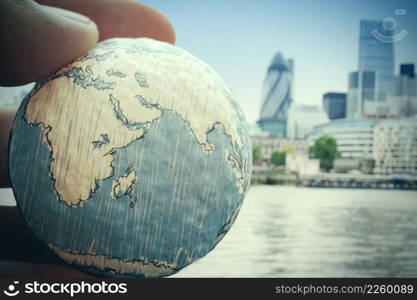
top-left (9, 38), bottom-right (252, 277)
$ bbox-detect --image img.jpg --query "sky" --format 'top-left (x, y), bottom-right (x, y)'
top-left (141, 0), bottom-right (417, 123)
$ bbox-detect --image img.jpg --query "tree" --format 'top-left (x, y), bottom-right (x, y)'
top-left (270, 151), bottom-right (286, 166)
top-left (252, 145), bottom-right (262, 163)
top-left (308, 135), bottom-right (341, 171)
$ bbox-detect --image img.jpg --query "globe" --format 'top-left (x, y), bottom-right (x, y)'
top-left (8, 38), bottom-right (252, 277)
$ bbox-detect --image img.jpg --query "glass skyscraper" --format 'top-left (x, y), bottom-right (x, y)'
top-left (347, 20), bottom-right (396, 119)
top-left (400, 64), bottom-right (415, 78)
top-left (397, 63), bottom-right (417, 117)
top-left (347, 70), bottom-right (377, 118)
top-left (398, 63), bottom-right (416, 97)
top-left (358, 20), bottom-right (395, 100)
top-left (323, 92), bottom-right (347, 120)
top-left (257, 52), bottom-right (293, 137)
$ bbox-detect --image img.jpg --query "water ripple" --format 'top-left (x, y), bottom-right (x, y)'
top-left (174, 185), bottom-right (417, 277)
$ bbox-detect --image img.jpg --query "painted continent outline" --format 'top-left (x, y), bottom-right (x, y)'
top-left (25, 38), bottom-right (248, 207)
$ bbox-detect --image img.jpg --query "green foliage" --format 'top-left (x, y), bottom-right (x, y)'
top-left (252, 145), bottom-right (262, 162)
top-left (308, 135), bottom-right (341, 171)
top-left (270, 151), bottom-right (286, 166)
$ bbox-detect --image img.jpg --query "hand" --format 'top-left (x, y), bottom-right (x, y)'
top-left (0, 0), bottom-right (175, 277)
top-left (0, 0), bottom-right (175, 86)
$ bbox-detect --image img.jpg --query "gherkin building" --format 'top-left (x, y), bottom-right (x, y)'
top-left (257, 53), bottom-right (293, 137)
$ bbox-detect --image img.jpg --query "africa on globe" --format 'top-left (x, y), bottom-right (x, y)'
top-left (9, 38), bottom-right (252, 277)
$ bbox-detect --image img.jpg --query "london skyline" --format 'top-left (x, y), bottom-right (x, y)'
top-left (142, 0), bottom-right (417, 123)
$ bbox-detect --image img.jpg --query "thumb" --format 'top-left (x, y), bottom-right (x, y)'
top-left (0, 0), bottom-right (98, 86)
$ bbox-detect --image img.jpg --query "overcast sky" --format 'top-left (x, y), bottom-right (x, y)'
top-left (142, 0), bottom-right (417, 123)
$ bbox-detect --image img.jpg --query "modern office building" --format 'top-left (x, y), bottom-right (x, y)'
top-left (308, 119), bottom-right (380, 159)
top-left (286, 104), bottom-right (329, 139)
top-left (397, 63), bottom-right (415, 96)
top-left (359, 63), bottom-right (417, 118)
top-left (358, 20), bottom-right (395, 100)
top-left (397, 63), bottom-right (417, 117)
top-left (347, 71), bottom-right (377, 118)
top-left (309, 117), bottom-right (417, 175)
top-left (373, 118), bottom-right (417, 175)
top-left (400, 64), bottom-right (415, 78)
top-left (347, 20), bottom-right (396, 119)
top-left (362, 95), bottom-right (410, 118)
top-left (323, 92), bottom-right (347, 120)
top-left (257, 52), bottom-right (293, 137)
top-left (346, 69), bottom-right (414, 119)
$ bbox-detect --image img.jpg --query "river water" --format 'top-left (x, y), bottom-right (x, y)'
top-left (1, 186), bottom-right (417, 277)
top-left (173, 185), bottom-right (417, 277)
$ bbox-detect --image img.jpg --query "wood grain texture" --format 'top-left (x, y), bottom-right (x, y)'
top-left (9, 38), bottom-right (252, 277)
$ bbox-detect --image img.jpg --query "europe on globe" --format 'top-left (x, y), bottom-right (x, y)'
top-left (8, 38), bottom-right (252, 277)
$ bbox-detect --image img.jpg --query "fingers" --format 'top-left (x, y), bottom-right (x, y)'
top-left (0, 0), bottom-right (99, 86)
top-left (0, 205), bottom-right (93, 277)
top-left (37, 0), bottom-right (176, 44)
top-left (1, 0), bottom-right (176, 86)
top-left (0, 106), bottom-right (18, 188)
top-left (0, 206), bottom-right (59, 263)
